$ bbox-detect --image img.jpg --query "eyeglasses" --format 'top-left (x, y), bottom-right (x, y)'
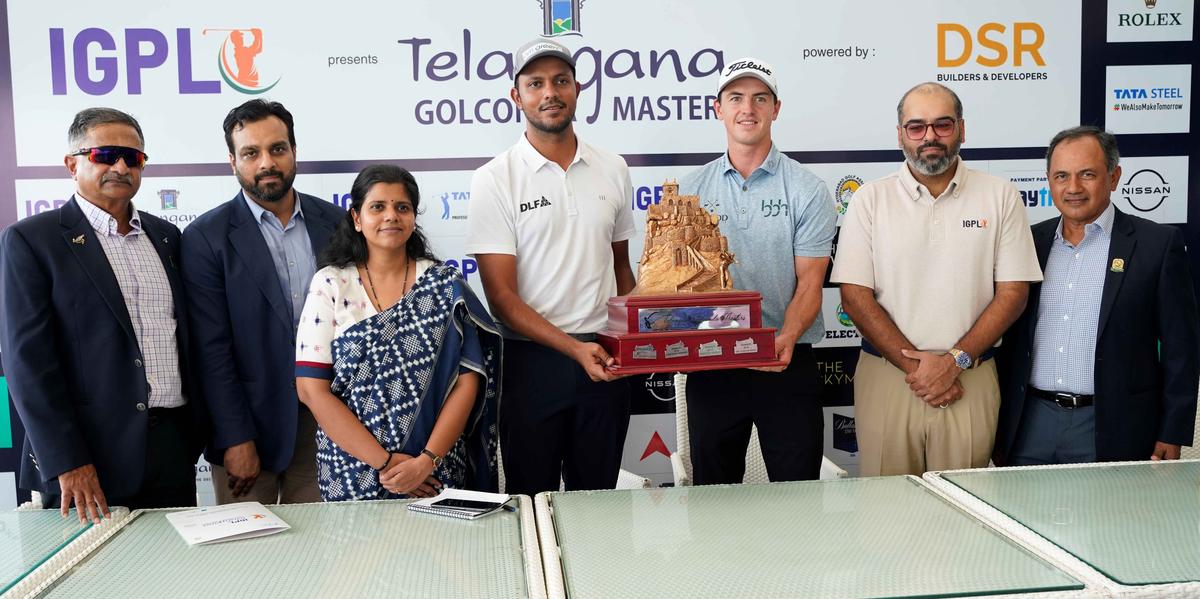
top-left (71, 146), bottom-right (148, 168)
top-left (901, 118), bottom-right (957, 140)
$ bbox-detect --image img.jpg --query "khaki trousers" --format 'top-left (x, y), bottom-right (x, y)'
top-left (212, 407), bottom-right (322, 504)
top-left (854, 351), bottom-right (999, 476)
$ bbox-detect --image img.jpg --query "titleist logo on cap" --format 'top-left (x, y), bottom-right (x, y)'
top-left (725, 60), bottom-right (772, 76)
top-left (522, 43), bottom-right (560, 60)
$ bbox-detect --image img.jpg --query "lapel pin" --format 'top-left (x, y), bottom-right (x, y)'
top-left (1110, 258), bottom-right (1125, 273)
top-left (71, 234), bottom-right (85, 245)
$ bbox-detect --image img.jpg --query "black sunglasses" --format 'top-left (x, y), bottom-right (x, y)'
top-left (71, 146), bottom-right (148, 168)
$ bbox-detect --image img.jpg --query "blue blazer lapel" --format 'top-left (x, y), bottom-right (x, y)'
top-left (59, 197), bottom-right (136, 341)
top-left (300, 194), bottom-right (336, 258)
top-left (1097, 209), bottom-right (1136, 341)
top-left (228, 193), bottom-right (293, 331)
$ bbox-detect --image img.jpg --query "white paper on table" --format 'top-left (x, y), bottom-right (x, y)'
top-left (165, 501), bottom-right (290, 546)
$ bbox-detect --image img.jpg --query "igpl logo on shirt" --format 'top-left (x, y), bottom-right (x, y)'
top-left (962, 219), bottom-right (989, 228)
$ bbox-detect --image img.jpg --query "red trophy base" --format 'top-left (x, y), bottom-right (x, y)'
top-left (597, 291), bottom-right (785, 374)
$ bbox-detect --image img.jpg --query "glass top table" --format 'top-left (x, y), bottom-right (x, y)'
top-left (33, 499), bottom-right (541, 599)
top-left (0, 510), bottom-right (100, 596)
top-left (538, 476), bottom-right (1084, 598)
top-left (939, 460), bottom-right (1200, 587)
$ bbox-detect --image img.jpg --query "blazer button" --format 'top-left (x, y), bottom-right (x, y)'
top-left (134, 358), bottom-right (143, 368)
top-left (136, 402), bottom-right (147, 412)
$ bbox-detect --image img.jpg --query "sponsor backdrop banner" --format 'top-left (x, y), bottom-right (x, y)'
top-left (0, 1), bottom-right (1195, 496)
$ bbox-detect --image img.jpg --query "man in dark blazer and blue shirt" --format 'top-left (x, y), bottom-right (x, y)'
top-left (0, 108), bottom-right (204, 519)
top-left (996, 126), bottom-right (1199, 465)
top-left (182, 100), bottom-right (343, 504)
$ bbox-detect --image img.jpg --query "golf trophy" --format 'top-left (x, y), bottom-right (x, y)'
top-left (598, 180), bottom-right (784, 373)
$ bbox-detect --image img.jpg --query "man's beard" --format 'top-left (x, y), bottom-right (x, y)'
top-left (525, 101), bottom-right (573, 135)
top-left (904, 140), bottom-right (960, 176)
top-left (238, 168), bottom-right (296, 203)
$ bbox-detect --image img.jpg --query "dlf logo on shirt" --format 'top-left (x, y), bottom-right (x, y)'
top-left (520, 196), bottom-right (552, 213)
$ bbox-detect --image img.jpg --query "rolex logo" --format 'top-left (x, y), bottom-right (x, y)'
top-left (1144, 0), bottom-right (1156, 7)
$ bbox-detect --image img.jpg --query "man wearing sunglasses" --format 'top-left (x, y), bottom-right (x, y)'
top-left (0, 108), bottom-right (205, 520)
top-left (182, 100), bottom-right (343, 505)
top-left (832, 82), bottom-right (1042, 476)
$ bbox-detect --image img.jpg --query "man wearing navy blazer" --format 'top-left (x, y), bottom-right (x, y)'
top-left (0, 108), bottom-right (204, 519)
top-left (995, 126), bottom-right (1199, 465)
top-left (182, 100), bottom-right (343, 504)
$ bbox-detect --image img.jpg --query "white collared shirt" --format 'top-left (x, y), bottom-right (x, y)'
top-left (467, 133), bottom-right (635, 335)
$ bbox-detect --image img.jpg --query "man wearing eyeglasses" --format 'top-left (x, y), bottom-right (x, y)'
top-left (678, 58), bottom-right (836, 484)
top-left (831, 82), bottom-right (1042, 476)
top-left (0, 108), bottom-right (205, 519)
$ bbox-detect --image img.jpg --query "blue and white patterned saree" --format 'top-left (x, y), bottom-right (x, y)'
top-left (309, 263), bottom-right (500, 501)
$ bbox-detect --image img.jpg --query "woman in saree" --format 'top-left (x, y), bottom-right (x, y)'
top-left (295, 164), bottom-right (500, 500)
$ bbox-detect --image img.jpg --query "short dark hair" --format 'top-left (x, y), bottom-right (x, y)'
top-left (319, 165), bottom-right (437, 269)
top-left (68, 107), bottom-right (144, 149)
top-left (222, 100), bottom-right (296, 154)
top-left (896, 82), bottom-right (963, 124)
top-left (1046, 126), bottom-right (1120, 173)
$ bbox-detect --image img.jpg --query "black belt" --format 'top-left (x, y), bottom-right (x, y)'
top-left (148, 405), bottom-right (186, 427)
top-left (1030, 387), bottom-right (1094, 409)
top-left (860, 339), bottom-right (995, 366)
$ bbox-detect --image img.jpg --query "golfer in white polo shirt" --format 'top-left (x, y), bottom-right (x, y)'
top-left (467, 38), bottom-right (636, 496)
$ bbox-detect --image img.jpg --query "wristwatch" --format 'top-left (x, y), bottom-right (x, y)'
top-left (420, 448), bottom-right (443, 468)
top-left (947, 348), bottom-right (973, 370)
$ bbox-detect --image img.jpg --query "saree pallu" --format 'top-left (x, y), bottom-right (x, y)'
top-left (316, 263), bottom-right (500, 501)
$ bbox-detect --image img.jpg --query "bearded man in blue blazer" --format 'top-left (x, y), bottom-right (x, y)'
top-left (182, 100), bottom-right (343, 504)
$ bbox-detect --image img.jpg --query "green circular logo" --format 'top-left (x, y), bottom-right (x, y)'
top-left (836, 303), bottom-right (854, 328)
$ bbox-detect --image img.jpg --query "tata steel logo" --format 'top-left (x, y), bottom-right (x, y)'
top-left (1113, 87), bottom-right (1185, 100)
top-left (49, 27), bottom-right (279, 95)
top-left (1111, 86), bottom-right (1185, 111)
top-left (834, 175), bottom-right (862, 216)
top-left (1121, 168), bottom-right (1170, 212)
top-left (542, 0), bottom-right (583, 37)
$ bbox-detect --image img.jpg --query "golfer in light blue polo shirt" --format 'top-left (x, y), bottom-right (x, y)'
top-left (679, 57), bottom-right (837, 485)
